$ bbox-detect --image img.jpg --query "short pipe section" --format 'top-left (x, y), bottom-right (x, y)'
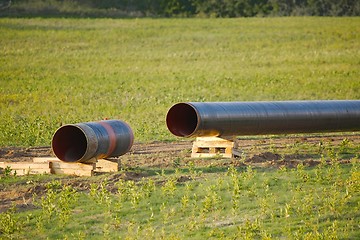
top-left (52, 120), bottom-right (134, 163)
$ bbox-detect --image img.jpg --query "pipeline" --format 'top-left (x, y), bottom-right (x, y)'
top-left (166, 100), bottom-right (360, 138)
top-left (52, 120), bottom-right (134, 163)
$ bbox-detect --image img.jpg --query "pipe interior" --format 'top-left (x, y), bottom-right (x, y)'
top-left (166, 103), bottom-right (198, 137)
top-left (52, 125), bottom-right (87, 162)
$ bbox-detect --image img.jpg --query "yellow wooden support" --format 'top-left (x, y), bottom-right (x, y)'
top-left (191, 137), bottom-right (234, 158)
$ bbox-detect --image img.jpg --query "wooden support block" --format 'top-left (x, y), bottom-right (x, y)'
top-left (1, 158), bottom-right (110, 176)
top-left (0, 162), bottom-right (51, 176)
top-left (33, 157), bottom-right (118, 175)
top-left (191, 137), bottom-right (234, 158)
top-left (33, 157), bottom-right (97, 164)
top-left (50, 161), bottom-right (94, 177)
top-left (95, 159), bottom-right (119, 173)
top-left (33, 157), bottom-right (61, 163)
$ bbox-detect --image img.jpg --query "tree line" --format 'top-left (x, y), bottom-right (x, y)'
top-left (91, 0), bottom-right (360, 17)
top-left (1, 0), bottom-right (359, 17)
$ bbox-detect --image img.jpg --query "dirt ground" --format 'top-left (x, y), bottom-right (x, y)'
top-left (1, 133), bottom-right (359, 213)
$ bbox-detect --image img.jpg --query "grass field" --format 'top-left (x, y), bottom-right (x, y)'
top-left (0, 17), bottom-right (360, 239)
top-left (1, 17), bottom-right (359, 146)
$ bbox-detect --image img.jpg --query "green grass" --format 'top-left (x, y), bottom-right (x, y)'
top-left (1, 156), bottom-right (359, 239)
top-left (1, 17), bottom-right (359, 146)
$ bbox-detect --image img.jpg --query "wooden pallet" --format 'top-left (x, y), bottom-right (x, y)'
top-left (0, 162), bottom-right (51, 176)
top-left (0, 157), bottom-right (119, 177)
top-left (191, 137), bottom-right (234, 158)
top-left (50, 161), bottom-right (94, 177)
top-left (33, 157), bottom-right (61, 163)
top-left (33, 157), bottom-right (94, 176)
top-left (95, 159), bottom-right (119, 173)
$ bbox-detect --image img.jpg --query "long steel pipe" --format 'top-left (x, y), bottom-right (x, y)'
top-left (166, 100), bottom-right (360, 138)
top-left (52, 120), bottom-right (134, 163)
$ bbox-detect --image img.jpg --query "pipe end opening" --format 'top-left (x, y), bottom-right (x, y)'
top-left (166, 103), bottom-right (198, 137)
top-left (52, 125), bottom-right (87, 162)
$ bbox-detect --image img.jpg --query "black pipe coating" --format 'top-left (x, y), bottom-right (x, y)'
top-left (52, 120), bottom-right (134, 163)
top-left (166, 100), bottom-right (360, 138)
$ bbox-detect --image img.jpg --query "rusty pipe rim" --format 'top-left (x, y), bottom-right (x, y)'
top-left (51, 124), bottom-right (98, 163)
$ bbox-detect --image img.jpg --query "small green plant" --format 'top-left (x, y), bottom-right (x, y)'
top-left (201, 185), bottom-right (221, 213)
top-left (161, 177), bottom-right (177, 198)
top-left (296, 162), bottom-right (309, 182)
top-left (243, 165), bottom-right (256, 181)
top-left (187, 160), bottom-right (196, 176)
top-left (5, 166), bottom-right (13, 177)
top-left (0, 166), bottom-right (15, 178)
top-left (90, 180), bottom-right (112, 210)
top-left (346, 159), bottom-right (360, 194)
top-left (0, 205), bottom-right (20, 237)
top-left (180, 194), bottom-right (190, 212)
top-left (236, 218), bottom-right (263, 239)
top-left (36, 188), bottom-right (57, 221)
top-left (33, 180), bottom-right (79, 228)
top-left (339, 137), bottom-right (351, 153)
top-left (57, 185), bottom-right (79, 226)
top-left (140, 177), bottom-right (156, 198)
top-left (226, 166), bottom-right (242, 214)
